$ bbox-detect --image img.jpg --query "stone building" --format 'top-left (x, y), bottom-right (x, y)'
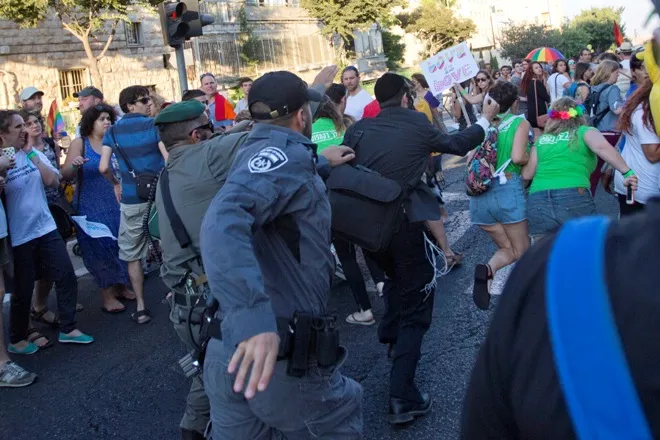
top-left (0, 0), bottom-right (386, 130)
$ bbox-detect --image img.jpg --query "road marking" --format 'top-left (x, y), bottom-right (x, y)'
top-left (446, 209), bottom-right (473, 245)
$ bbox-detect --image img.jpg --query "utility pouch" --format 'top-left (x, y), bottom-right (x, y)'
top-left (287, 313), bottom-right (312, 378)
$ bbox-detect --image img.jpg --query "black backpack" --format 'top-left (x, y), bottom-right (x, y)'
top-left (584, 84), bottom-right (612, 127)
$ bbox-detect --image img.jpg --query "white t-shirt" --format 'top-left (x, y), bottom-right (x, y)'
top-left (0, 201), bottom-right (7, 239)
top-left (234, 98), bottom-right (248, 115)
top-left (344, 89), bottom-right (373, 121)
top-left (548, 73), bottom-right (570, 103)
top-left (617, 59), bottom-right (631, 100)
top-left (614, 106), bottom-right (660, 204)
top-left (5, 149), bottom-right (59, 246)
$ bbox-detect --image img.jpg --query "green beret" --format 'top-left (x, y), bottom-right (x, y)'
top-left (154, 100), bottom-right (206, 125)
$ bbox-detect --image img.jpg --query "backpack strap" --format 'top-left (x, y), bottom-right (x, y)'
top-left (546, 216), bottom-right (652, 440)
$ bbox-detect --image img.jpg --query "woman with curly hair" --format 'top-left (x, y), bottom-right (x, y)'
top-left (522, 98), bottom-right (638, 239)
top-left (615, 79), bottom-right (660, 215)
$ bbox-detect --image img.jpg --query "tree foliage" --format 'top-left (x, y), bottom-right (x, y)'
top-left (301, 0), bottom-right (401, 62)
top-left (0, 0), bottom-right (159, 88)
top-left (498, 23), bottom-right (561, 61)
top-left (237, 6), bottom-right (260, 73)
top-left (554, 26), bottom-right (591, 61)
top-left (398, 2), bottom-right (475, 58)
top-left (381, 30), bottom-right (405, 70)
top-left (569, 7), bottom-right (625, 52)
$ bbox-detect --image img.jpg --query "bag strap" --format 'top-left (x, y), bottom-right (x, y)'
top-left (75, 137), bottom-right (86, 214)
top-left (546, 216), bottom-right (652, 440)
top-left (533, 80), bottom-right (541, 120)
top-left (159, 168), bottom-right (192, 249)
top-left (111, 126), bottom-right (136, 177)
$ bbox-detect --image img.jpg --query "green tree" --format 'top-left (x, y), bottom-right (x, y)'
top-left (398, 2), bottom-right (475, 58)
top-left (300, 0), bottom-right (402, 63)
top-left (570, 7), bottom-right (625, 52)
top-left (554, 25), bottom-right (591, 60)
top-left (498, 23), bottom-right (561, 60)
top-left (0, 0), bottom-right (160, 89)
top-left (237, 6), bottom-right (260, 74)
top-left (381, 30), bottom-right (405, 70)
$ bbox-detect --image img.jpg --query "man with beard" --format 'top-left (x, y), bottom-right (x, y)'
top-left (200, 70), bottom-right (363, 439)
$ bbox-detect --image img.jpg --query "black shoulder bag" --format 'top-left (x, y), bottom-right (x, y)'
top-left (111, 127), bottom-right (159, 202)
top-left (325, 128), bottom-right (409, 253)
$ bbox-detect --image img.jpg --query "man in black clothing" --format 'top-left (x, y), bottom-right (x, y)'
top-left (461, 199), bottom-right (660, 439)
top-left (343, 73), bottom-right (499, 424)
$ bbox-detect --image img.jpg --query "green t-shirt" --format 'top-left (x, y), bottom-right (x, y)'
top-left (529, 126), bottom-right (598, 194)
top-left (312, 118), bottom-right (343, 153)
top-left (495, 114), bottom-right (527, 175)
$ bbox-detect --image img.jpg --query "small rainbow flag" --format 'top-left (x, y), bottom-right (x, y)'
top-left (46, 100), bottom-right (66, 137)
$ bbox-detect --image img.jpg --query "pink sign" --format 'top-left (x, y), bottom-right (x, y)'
top-left (420, 42), bottom-right (479, 95)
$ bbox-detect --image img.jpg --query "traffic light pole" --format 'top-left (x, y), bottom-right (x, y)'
top-left (174, 44), bottom-right (189, 95)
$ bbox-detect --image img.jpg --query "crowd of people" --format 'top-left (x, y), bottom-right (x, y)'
top-left (0, 36), bottom-right (657, 440)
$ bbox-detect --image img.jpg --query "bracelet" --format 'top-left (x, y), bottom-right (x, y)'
top-left (460, 90), bottom-right (467, 96)
top-left (623, 169), bottom-right (636, 178)
top-left (26, 150), bottom-right (37, 161)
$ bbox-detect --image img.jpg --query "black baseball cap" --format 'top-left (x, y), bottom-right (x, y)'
top-left (73, 86), bottom-right (104, 100)
top-left (248, 71), bottom-right (322, 120)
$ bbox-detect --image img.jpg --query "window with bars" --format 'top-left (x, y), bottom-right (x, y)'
top-left (125, 22), bottom-right (143, 46)
top-left (58, 69), bottom-right (86, 100)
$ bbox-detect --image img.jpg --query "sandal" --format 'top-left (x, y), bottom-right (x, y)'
top-left (131, 309), bottom-right (151, 325)
top-left (30, 307), bottom-right (60, 328)
top-left (26, 329), bottom-right (53, 350)
top-left (473, 264), bottom-right (493, 311)
top-left (346, 312), bottom-right (376, 326)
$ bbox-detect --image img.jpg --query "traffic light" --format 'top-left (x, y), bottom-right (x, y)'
top-left (158, 0), bottom-right (214, 47)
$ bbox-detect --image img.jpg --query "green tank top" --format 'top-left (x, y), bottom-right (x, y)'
top-left (529, 126), bottom-right (598, 194)
top-left (495, 114), bottom-right (527, 175)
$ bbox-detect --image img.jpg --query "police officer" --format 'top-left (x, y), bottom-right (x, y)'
top-left (341, 73), bottom-right (499, 424)
top-left (200, 71), bottom-right (363, 439)
top-left (153, 100), bottom-right (251, 440)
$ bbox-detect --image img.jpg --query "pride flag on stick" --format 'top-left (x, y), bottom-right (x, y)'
top-left (46, 100), bottom-right (66, 137)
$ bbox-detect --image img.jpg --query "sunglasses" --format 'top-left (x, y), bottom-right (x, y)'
top-left (132, 97), bottom-right (151, 105)
top-left (189, 121), bottom-right (214, 135)
top-left (476, 77), bottom-right (488, 82)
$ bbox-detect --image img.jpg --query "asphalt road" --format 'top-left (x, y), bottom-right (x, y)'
top-left (1, 155), bottom-right (618, 440)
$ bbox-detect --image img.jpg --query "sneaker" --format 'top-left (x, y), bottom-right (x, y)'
top-left (58, 332), bottom-right (95, 344)
top-left (0, 362), bottom-right (37, 388)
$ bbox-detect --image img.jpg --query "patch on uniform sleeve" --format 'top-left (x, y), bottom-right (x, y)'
top-left (248, 147), bottom-right (289, 173)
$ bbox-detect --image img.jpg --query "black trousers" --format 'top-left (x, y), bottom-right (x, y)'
top-left (618, 194), bottom-right (646, 217)
top-left (333, 236), bottom-right (385, 311)
top-left (11, 230), bottom-right (78, 342)
top-left (367, 219), bottom-right (435, 403)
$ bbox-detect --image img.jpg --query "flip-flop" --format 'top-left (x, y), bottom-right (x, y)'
top-left (101, 305), bottom-right (125, 314)
top-left (26, 329), bottom-right (53, 350)
top-left (346, 313), bottom-right (376, 326)
top-left (473, 264), bottom-right (493, 311)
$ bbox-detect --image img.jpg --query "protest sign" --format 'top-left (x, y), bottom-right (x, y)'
top-left (420, 42), bottom-right (479, 95)
top-left (71, 216), bottom-right (118, 241)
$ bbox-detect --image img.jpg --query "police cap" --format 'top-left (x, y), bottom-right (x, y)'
top-left (154, 100), bottom-right (206, 125)
top-left (248, 71), bottom-right (322, 120)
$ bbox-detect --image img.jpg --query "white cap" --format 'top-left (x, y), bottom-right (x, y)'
top-left (618, 42), bottom-right (633, 53)
top-left (20, 87), bottom-right (44, 101)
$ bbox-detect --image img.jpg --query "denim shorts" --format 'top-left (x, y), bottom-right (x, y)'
top-left (527, 187), bottom-right (596, 237)
top-left (470, 173), bottom-right (527, 226)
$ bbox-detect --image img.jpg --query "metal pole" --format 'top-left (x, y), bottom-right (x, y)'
top-left (174, 44), bottom-right (188, 95)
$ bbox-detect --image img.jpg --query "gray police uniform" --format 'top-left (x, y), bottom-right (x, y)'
top-left (155, 131), bottom-right (249, 435)
top-left (200, 124), bottom-right (363, 439)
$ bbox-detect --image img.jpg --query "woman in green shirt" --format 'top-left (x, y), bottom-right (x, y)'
top-left (522, 97), bottom-right (638, 239)
top-left (469, 82), bottom-right (533, 310)
top-left (312, 95), bottom-right (350, 154)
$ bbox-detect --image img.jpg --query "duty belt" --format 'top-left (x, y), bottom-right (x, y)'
top-left (208, 312), bottom-right (340, 376)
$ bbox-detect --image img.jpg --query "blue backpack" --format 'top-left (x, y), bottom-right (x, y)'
top-left (546, 216), bottom-right (652, 439)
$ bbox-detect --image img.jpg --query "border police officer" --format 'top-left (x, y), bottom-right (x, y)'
top-left (200, 70), bottom-right (363, 439)
top-left (153, 100), bottom-right (251, 440)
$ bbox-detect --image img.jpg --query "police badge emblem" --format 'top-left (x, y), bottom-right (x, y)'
top-left (248, 147), bottom-right (289, 173)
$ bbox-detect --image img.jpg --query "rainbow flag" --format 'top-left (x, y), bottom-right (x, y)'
top-left (46, 100), bottom-right (66, 137)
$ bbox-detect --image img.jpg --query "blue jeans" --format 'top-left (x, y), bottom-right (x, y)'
top-left (527, 188), bottom-right (596, 237)
top-left (203, 339), bottom-right (363, 439)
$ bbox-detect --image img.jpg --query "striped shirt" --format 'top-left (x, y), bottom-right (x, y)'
top-left (102, 113), bottom-right (164, 204)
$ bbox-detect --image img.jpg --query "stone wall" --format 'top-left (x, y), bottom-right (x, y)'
top-left (0, 11), bottom-right (177, 117)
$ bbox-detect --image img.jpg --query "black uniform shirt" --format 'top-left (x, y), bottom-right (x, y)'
top-left (461, 199), bottom-right (660, 439)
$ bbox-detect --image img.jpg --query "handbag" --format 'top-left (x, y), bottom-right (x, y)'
top-left (534, 80), bottom-right (548, 128)
top-left (110, 127), bottom-right (158, 202)
top-left (49, 193), bottom-right (75, 240)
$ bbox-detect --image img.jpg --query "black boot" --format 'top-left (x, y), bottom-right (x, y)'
top-left (388, 392), bottom-right (432, 425)
top-left (181, 428), bottom-right (205, 440)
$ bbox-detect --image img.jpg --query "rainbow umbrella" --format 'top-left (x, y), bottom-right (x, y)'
top-left (526, 47), bottom-right (566, 62)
